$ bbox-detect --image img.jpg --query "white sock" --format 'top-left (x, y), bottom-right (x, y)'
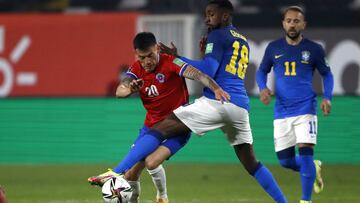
top-left (128, 181), bottom-right (140, 203)
top-left (147, 164), bottom-right (168, 200)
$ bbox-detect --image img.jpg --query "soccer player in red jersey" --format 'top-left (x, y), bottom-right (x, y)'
top-left (88, 32), bottom-right (229, 203)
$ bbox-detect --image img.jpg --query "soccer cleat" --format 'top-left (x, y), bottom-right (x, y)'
top-left (87, 168), bottom-right (122, 187)
top-left (300, 200), bottom-right (311, 203)
top-left (156, 198), bottom-right (169, 203)
top-left (313, 160), bottom-right (324, 194)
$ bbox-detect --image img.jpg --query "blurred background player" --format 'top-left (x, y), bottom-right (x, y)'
top-left (90, 0), bottom-right (288, 202)
top-left (256, 6), bottom-right (334, 203)
top-left (0, 186), bottom-right (7, 203)
top-left (88, 31), bottom-right (229, 203)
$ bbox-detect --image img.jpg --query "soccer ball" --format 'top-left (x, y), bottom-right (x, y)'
top-left (101, 176), bottom-right (133, 203)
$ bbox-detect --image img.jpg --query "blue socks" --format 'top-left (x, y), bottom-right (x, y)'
top-left (277, 146), bottom-right (316, 201)
top-left (277, 147), bottom-right (300, 171)
top-left (279, 157), bottom-right (300, 171)
top-left (299, 147), bottom-right (316, 201)
top-left (112, 130), bottom-right (164, 174)
top-left (252, 163), bottom-right (288, 203)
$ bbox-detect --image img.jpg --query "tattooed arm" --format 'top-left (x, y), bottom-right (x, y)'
top-left (116, 77), bottom-right (144, 98)
top-left (182, 65), bottom-right (230, 102)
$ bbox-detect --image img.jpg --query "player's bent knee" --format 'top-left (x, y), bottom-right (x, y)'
top-left (145, 146), bottom-right (170, 170)
top-left (145, 159), bottom-right (160, 170)
top-left (279, 159), bottom-right (292, 168)
top-left (279, 159), bottom-right (298, 171)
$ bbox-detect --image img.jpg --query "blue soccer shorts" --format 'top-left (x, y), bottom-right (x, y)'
top-left (133, 126), bottom-right (191, 157)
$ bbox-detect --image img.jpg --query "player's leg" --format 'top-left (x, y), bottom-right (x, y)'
top-left (295, 115), bottom-right (319, 201)
top-left (222, 104), bottom-right (287, 203)
top-left (233, 144), bottom-right (287, 203)
top-left (124, 162), bottom-right (146, 203)
top-left (145, 132), bottom-right (191, 203)
top-left (112, 114), bottom-right (190, 175)
top-left (277, 147), bottom-right (300, 171)
top-left (145, 147), bottom-right (170, 203)
top-left (88, 126), bottom-right (152, 186)
top-left (274, 118), bottom-right (300, 171)
top-left (297, 144), bottom-right (316, 202)
top-left (112, 96), bottom-right (220, 174)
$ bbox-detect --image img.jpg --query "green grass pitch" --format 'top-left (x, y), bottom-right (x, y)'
top-left (0, 163), bottom-right (359, 203)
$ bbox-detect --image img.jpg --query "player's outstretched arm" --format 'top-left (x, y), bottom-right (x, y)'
top-left (182, 65), bottom-right (230, 103)
top-left (116, 77), bottom-right (144, 98)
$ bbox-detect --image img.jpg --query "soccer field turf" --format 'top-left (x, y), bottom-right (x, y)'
top-left (0, 164), bottom-right (359, 203)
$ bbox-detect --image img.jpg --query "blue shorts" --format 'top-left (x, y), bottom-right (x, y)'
top-left (133, 126), bottom-right (191, 157)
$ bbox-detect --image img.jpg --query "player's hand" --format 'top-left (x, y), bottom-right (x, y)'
top-left (159, 42), bottom-right (178, 57)
top-left (260, 88), bottom-right (272, 105)
top-left (199, 35), bottom-right (207, 58)
top-left (214, 88), bottom-right (231, 104)
top-left (129, 79), bottom-right (144, 93)
top-left (320, 99), bottom-right (331, 116)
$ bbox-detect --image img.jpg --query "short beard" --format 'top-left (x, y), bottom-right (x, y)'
top-left (286, 31), bottom-right (301, 40)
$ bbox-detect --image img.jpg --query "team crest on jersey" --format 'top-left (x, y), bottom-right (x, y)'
top-left (156, 73), bottom-right (165, 83)
top-left (301, 51), bottom-right (310, 64)
top-left (173, 58), bottom-right (185, 67)
top-left (205, 43), bottom-right (213, 54)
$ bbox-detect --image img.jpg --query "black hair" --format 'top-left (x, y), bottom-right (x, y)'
top-left (208, 0), bottom-right (234, 13)
top-left (283, 6), bottom-right (306, 20)
top-left (133, 32), bottom-right (157, 50)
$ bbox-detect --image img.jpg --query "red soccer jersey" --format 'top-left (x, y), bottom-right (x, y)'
top-left (127, 54), bottom-right (189, 127)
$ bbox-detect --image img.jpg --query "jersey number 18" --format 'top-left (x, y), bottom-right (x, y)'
top-left (225, 41), bottom-right (249, 79)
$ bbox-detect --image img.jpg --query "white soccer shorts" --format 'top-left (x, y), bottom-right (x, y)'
top-left (273, 114), bottom-right (318, 152)
top-left (173, 96), bottom-right (253, 146)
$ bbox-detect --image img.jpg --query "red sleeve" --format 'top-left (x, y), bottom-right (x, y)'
top-left (168, 55), bottom-right (188, 76)
top-left (126, 61), bottom-right (141, 79)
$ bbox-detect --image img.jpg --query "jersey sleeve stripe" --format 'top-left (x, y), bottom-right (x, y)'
top-left (179, 63), bottom-right (189, 77)
top-left (126, 71), bottom-right (138, 79)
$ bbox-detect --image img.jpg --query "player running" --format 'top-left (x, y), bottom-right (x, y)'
top-left (256, 6), bottom-right (334, 203)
